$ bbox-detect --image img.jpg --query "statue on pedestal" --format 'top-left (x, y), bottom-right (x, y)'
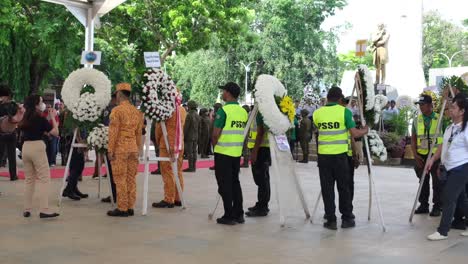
top-left (371, 24), bottom-right (390, 85)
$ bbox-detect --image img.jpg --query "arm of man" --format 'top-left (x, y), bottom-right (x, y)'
top-left (251, 124), bottom-right (265, 164)
top-left (211, 108), bottom-right (226, 147)
top-left (184, 114), bottom-right (191, 138)
top-left (107, 110), bottom-right (120, 160)
top-left (345, 108), bottom-right (368, 138)
top-left (410, 122), bottom-right (424, 168)
top-left (212, 127), bottom-right (222, 147)
top-left (135, 114), bottom-right (143, 152)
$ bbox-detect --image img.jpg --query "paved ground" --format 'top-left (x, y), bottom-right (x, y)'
top-left (1, 161), bottom-right (467, 264)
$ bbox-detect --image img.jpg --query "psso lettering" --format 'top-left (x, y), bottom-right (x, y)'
top-left (318, 122), bottom-right (340, 130)
top-left (231, 120), bottom-right (247, 128)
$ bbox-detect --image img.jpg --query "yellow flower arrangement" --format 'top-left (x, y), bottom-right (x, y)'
top-left (279, 95), bottom-right (295, 123)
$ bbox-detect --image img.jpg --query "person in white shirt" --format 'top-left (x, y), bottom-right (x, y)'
top-left (382, 100), bottom-right (399, 121)
top-left (425, 93), bottom-right (468, 241)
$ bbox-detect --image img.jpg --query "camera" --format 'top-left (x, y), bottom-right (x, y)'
top-left (0, 101), bottom-right (19, 118)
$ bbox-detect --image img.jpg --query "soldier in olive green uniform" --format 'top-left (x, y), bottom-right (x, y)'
top-left (298, 109), bottom-right (312, 163)
top-left (183, 100), bottom-right (200, 172)
top-left (198, 108), bottom-right (211, 158)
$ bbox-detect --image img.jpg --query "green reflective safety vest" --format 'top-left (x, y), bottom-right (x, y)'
top-left (247, 119), bottom-right (270, 149)
top-left (313, 104), bottom-right (348, 155)
top-left (214, 104), bottom-right (248, 157)
top-left (416, 113), bottom-right (442, 155)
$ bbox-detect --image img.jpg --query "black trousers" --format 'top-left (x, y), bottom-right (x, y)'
top-left (437, 163), bottom-right (468, 236)
top-left (67, 150), bottom-right (84, 191)
top-left (347, 155), bottom-right (355, 203)
top-left (251, 147), bottom-right (271, 210)
top-left (318, 153), bottom-right (353, 221)
top-left (215, 153), bottom-right (243, 219)
top-left (106, 153), bottom-right (117, 201)
top-left (0, 133), bottom-right (17, 179)
top-left (414, 154), bottom-right (442, 209)
top-left (453, 184), bottom-right (468, 222)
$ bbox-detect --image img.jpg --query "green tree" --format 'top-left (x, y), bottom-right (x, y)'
top-left (423, 11), bottom-right (468, 81)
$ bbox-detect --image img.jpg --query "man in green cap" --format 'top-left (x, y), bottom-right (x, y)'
top-left (183, 100), bottom-right (200, 172)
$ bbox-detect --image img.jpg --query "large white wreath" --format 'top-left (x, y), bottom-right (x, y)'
top-left (140, 68), bottom-right (177, 122)
top-left (254, 75), bottom-right (292, 135)
top-left (62, 68), bottom-right (111, 111)
top-left (87, 124), bottom-right (109, 153)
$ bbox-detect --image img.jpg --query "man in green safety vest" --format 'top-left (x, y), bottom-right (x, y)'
top-left (212, 82), bottom-right (249, 225)
top-left (411, 94), bottom-right (443, 217)
top-left (246, 112), bottom-right (271, 217)
top-left (313, 87), bottom-right (369, 230)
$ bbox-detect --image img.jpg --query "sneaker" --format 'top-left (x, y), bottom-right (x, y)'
top-left (415, 205), bottom-right (429, 214)
top-left (430, 207), bottom-right (442, 217)
top-left (461, 231), bottom-right (468, 237)
top-left (323, 220), bottom-right (338, 230)
top-left (427, 232), bottom-right (447, 241)
top-left (152, 200), bottom-right (174, 208)
top-left (341, 219), bottom-right (356, 229)
top-left (216, 217), bottom-right (236, 225)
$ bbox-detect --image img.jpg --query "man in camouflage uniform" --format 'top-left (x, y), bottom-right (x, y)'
top-left (107, 83), bottom-right (143, 217)
top-left (183, 100), bottom-right (200, 172)
top-left (198, 108), bottom-right (211, 158)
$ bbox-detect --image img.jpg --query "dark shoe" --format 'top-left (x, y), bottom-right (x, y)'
top-left (209, 166), bottom-right (215, 170)
top-left (174, 201), bottom-right (182, 207)
top-left (429, 207), bottom-right (442, 217)
top-left (10, 176), bottom-right (18, 181)
top-left (23, 211), bottom-right (31, 218)
top-left (151, 169), bottom-right (161, 175)
top-left (246, 209), bottom-right (268, 217)
top-left (107, 209), bottom-right (129, 217)
top-left (323, 220), bottom-right (338, 230)
top-left (299, 160), bottom-right (308, 163)
top-left (128, 209), bottom-right (134, 216)
top-left (415, 205), bottom-right (429, 214)
top-left (248, 204), bottom-right (270, 212)
top-left (341, 219), bottom-right (356, 229)
top-left (101, 196), bottom-right (112, 203)
top-left (78, 175), bottom-right (82, 182)
top-left (62, 190), bottom-right (81, 201)
top-left (152, 200), bottom-right (174, 208)
top-left (40, 212), bottom-right (60, 218)
top-left (183, 168), bottom-right (196, 172)
top-left (216, 217), bottom-right (236, 225)
top-left (451, 220), bottom-right (467, 230)
top-left (92, 174), bottom-right (99, 179)
top-left (74, 189), bottom-right (89, 199)
top-left (234, 215), bottom-right (245, 224)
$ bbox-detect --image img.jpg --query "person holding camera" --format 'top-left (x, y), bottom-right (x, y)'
top-left (426, 93), bottom-right (468, 241)
top-left (0, 84), bottom-right (23, 181)
top-left (19, 95), bottom-right (59, 218)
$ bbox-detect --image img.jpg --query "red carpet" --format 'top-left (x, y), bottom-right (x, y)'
top-left (0, 160), bottom-right (219, 180)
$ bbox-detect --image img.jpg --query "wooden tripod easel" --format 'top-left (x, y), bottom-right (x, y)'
top-left (58, 128), bottom-right (115, 209)
top-left (207, 104), bottom-right (311, 226)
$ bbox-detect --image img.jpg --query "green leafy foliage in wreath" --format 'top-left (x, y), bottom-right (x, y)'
top-left (357, 68), bottom-right (375, 126)
top-left (439, 75), bottom-right (468, 95)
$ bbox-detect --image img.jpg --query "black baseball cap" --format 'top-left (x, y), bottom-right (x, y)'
top-left (415, 95), bottom-right (432, 105)
top-left (219, 82), bottom-right (241, 98)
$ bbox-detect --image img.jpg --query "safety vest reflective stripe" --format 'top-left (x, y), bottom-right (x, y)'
top-left (319, 129), bottom-right (347, 135)
top-left (247, 118), bottom-right (269, 149)
top-left (347, 134), bottom-right (352, 157)
top-left (318, 140), bottom-right (349, 145)
top-left (313, 104), bottom-right (348, 155)
top-left (221, 130), bottom-right (244, 135)
top-left (216, 142), bottom-right (245, 147)
top-left (214, 104), bottom-right (248, 157)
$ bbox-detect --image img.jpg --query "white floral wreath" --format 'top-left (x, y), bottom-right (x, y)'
top-left (368, 129), bottom-right (387, 161)
top-left (62, 68), bottom-right (111, 112)
top-left (254, 75), bottom-right (292, 135)
top-left (87, 124), bottom-right (109, 152)
top-left (358, 65), bottom-right (375, 111)
top-left (140, 68), bottom-right (178, 122)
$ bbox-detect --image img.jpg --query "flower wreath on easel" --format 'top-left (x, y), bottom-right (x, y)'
top-left (254, 75), bottom-right (294, 135)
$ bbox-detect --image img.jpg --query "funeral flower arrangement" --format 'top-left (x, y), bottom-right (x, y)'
top-left (87, 125), bottom-right (109, 153)
top-left (373, 94), bottom-right (389, 125)
top-left (300, 84), bottom-right (320, 108)
top-left (368, 129), bottom-right (387, 161)
top-left (254, 75), bottom-right (293, 135)
top-left (71, 92), bottom-right (102, 123)
top-left (139, 68), bottom-right (177, 122)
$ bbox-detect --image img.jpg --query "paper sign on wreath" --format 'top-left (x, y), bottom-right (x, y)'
top-left (137, 68), bottom-right (185, 215)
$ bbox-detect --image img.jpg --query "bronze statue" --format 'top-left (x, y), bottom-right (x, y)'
top-left (371, 24), bottom-right (390, 85)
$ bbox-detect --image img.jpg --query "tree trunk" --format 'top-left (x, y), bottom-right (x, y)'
top-left (29, 56), bottom-right (49, 95)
